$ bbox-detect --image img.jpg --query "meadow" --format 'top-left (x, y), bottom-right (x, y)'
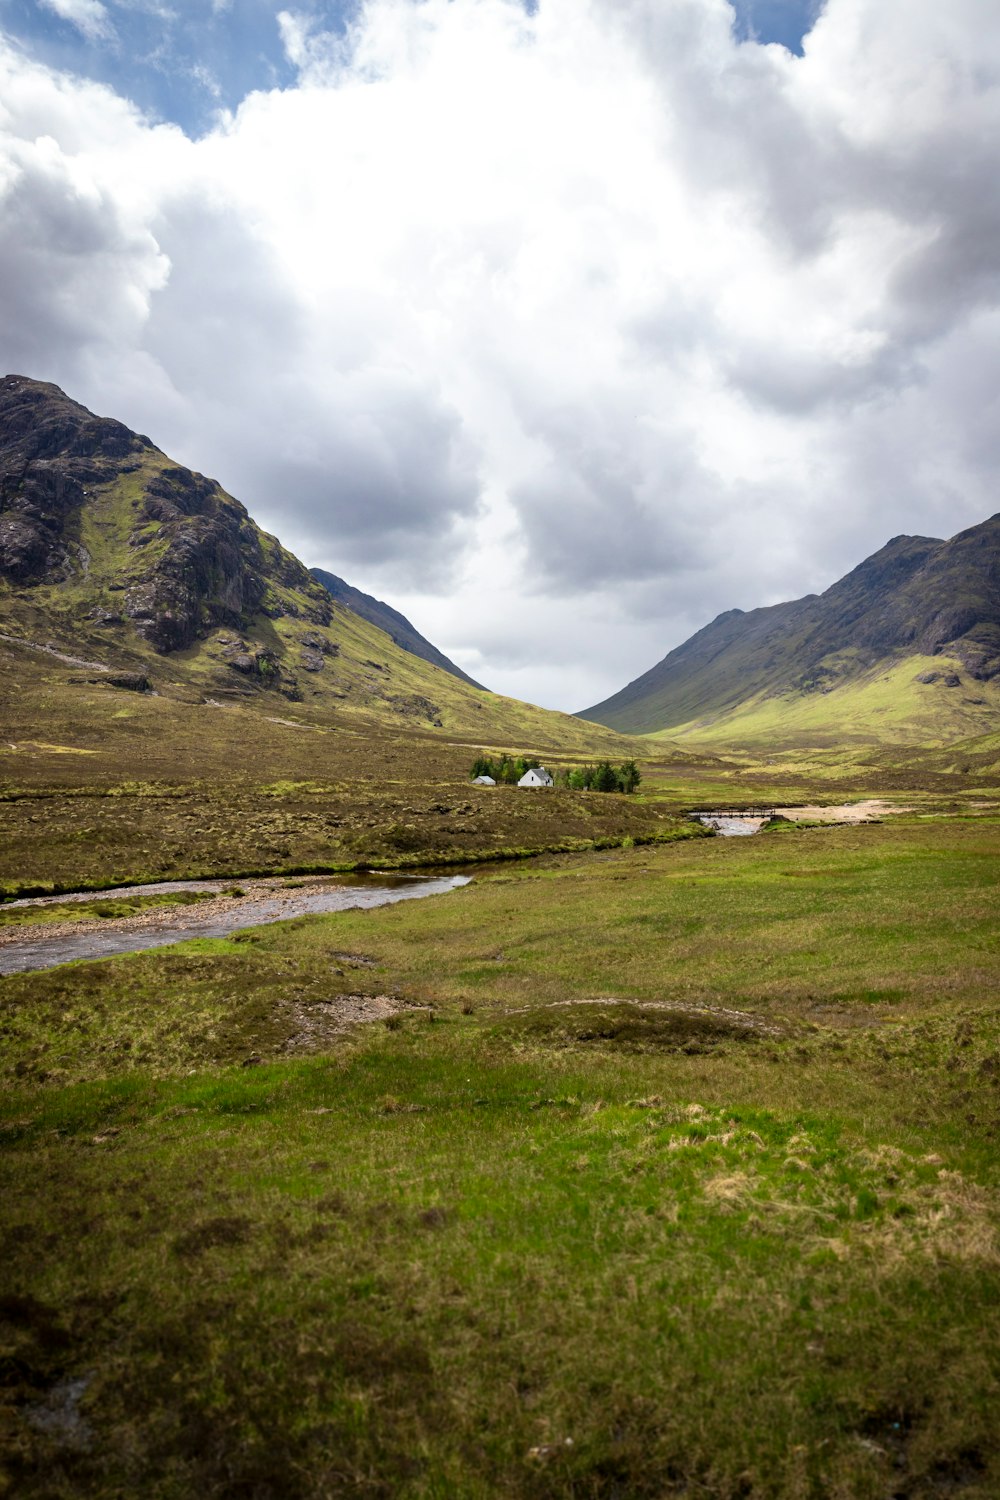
top-left (2, 810), bottom-right (999, 1498)
top-left (0, 654), bottom-right (720, 897)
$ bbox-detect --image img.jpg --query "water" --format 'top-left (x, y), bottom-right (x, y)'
top-left (0, 871), bottom-right (472, 977)
top-left (692, 814), bottom-right (768, 837)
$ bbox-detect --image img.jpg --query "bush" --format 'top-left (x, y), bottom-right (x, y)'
top-left (559, 759), bottom-right (641, 794)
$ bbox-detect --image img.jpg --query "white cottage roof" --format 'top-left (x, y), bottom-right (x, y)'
top-left (518, 767), bottom-right (553, 786)
top-left (472, 775), bottom-right (496, 785)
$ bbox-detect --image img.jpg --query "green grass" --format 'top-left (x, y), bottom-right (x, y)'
top-left (3, 1053), bottom-right (998, 1498)
top-left (653, 654), bottom-right (1000, 750)
top-left (2, 817), bottom-right (1000, 1496)
top-left (0, 889), bottom-right (224, 928)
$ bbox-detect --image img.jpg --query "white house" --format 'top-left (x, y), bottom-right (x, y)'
top-left (518, 767), bottom-right (553, 788)
top-left (472, 774), bottom-right (496, 786)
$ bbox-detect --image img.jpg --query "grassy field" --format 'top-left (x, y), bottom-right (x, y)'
top-left (6, 637), bottom-right (998, 902)
top-left (2, 813), bottom-right (999, 1498)
top-left (0, 641), bottom-right (726, 896)
top-left (0, 888), bottom-right (225, 929)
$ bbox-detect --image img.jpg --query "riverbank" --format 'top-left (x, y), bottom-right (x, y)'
top-left (0, 871), bottom-right (471, 976)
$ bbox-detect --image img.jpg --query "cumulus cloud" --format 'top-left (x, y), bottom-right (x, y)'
top-left (1, 0), bottom-right (999, 707)
top-left (0, 66), bottom-right (169, 375)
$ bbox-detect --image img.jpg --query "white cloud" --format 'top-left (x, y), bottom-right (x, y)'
top-left (38, 0), bottom-right (115, 44)
top-left (1, 0), bottom-right (999, 709)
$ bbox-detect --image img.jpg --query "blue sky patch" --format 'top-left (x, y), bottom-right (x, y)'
top-left (1, 0), bottom-right (823, 138)
top-left (0, 0), bottom-right (343, 133)
top-left (731, 0), bottom-right (824, 55)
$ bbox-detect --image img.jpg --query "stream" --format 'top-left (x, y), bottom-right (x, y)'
top-left (692, 815), bottom-right (768, 837)
top-left (0, 871), bottom-right (472, 977)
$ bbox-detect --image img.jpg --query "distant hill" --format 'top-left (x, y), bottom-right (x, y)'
top-left (0, 375), bottom-right (632, 754)
top-left (579, 518), bottom-right (1000, 744)
top-left (310, 568), bottom-right (483, 689)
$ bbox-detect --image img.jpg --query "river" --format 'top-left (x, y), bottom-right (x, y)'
top-left (0, 871), bottom-right (472, 977)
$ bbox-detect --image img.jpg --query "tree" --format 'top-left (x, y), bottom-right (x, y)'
top-left (497, 754), bottom-right (520, 785)
top-left (617, 759), bottom-right (641, 795)
top-left (594, 760), bottom-right (618, 793)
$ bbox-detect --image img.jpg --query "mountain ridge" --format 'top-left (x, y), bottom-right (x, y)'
top-left (579, 517), bottom-right (1000, 741)
top-left (310, 567), bottom-right (484, 689)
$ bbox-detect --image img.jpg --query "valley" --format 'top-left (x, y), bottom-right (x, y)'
top-left (1, 378), bottom-right (999, 1498)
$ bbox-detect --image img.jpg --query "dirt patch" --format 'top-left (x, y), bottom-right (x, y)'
top-left (282, 993), bottom-right (404, 1053)
top-left (498, 998), bottom-right (785, 1053)
top-left (173, 1216), bottom-right (254, 1257)
top-left (776, 798), bottom-right (914, 823)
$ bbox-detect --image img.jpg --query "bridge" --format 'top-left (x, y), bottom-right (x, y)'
top-left (689, 808), bottom-right (778, 820)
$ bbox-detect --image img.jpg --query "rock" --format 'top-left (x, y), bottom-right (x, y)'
top-left (965, 655), bottom-right (1000, 681)
top-left (0, 377), bottom-right (333, 651)
top-left (0, 376), bottom-right (147, 586)
top-left (300, 631), bottom-right (338, 658)
top-left (387, 693), bottom-right (443, 724)
top-left (300, 650), bottom-right (325, 672)
top-left (105, 672), bottom-right (152, 693)
top-left (221, 642), bottom-right (282, 686)
top-left (0, 511), bottom-right (65, 581)
top-left (915, 671), bottom-right (940, 684)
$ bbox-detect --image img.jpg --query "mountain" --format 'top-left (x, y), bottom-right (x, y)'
top-left (310, 568), bottom-right (484, 689)
top-left (0, 374), bottom-right (630, 753)
top-left (0, 374), bottom-right (336, 651)
top-left (579, 517), bottom-right (1000, 744)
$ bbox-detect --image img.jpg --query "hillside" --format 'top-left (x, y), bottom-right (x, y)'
top-left (0, 375), bottom-right (631, 755)
top-left (579, 518), bottom-right (1000, 745)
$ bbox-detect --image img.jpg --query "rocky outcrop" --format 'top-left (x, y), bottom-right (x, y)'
top-left (84, 671), bottom-right (152, 693)
top-left (0, 375), bottom-right (333, 654)
top-left (123, 465), bottom-right (269, 652)
top-left (0, 375), bottom-right (151, 585)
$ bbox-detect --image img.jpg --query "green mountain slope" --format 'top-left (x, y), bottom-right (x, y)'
top-left (579, 519), bottom-right (1000, 745)
top-left (310, 567), bottom-right (484, 689)
top-left (0, 375), bottom-right (631, 755)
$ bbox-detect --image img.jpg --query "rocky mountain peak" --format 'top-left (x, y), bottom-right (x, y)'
top-left (580, 514), bottom-right (1000, 734)
top-left (0, 375), bottom-right (332, 651)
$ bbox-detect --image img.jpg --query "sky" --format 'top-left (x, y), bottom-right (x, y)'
top-left (1, 0), bottom-right (998, 712)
